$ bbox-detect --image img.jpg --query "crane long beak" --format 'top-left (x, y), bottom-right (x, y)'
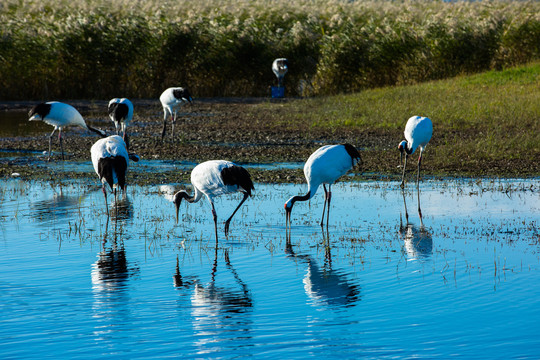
top-left (173, 193), bottom-right (183, 224)
top-left (175, 202), bottom-right (180, 224)
top-left (285, 208), bottom-right (291, 229)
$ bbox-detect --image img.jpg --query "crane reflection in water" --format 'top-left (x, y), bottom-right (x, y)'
top-left (173, 246), bottom-right (253, 352)
top-left (30, 184), bottom-right (87, 223)
top-left (109, 196), bottom-right (134, 223)
top-left (399, 188), bottom-right (433, 261)
top-left (91, 229), bottom-right (140, 330)
top-left (286, 231), bottom-right (361, 309)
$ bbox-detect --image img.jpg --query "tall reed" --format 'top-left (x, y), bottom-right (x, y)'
top-left (0, 0), bottom-right (538, 99)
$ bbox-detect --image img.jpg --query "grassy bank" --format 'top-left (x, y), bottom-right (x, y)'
top-left (0, 0), bottom-right (539, 99)
top-left (260, 62), bottom-right (540, 177)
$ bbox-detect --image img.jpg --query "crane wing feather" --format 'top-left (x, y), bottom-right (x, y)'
top-left (221, 165), bottom-right (254, 196)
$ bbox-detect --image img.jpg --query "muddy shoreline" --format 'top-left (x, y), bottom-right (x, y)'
top-left (1, 99), bottom-right (537, 185)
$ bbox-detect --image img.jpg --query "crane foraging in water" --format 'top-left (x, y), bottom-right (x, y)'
top-left (91, 135), bottom-right (139, 216)
top-left (173, 160), bottom-right (254, 242)
top-left (284, 144), bottom-right (362, 230)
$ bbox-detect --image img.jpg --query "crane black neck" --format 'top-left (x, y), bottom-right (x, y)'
top-left (403, 143), bottom-right (413, 155)
top-left (175, 190), bottom-right (197, 204)
top-left (291, 192), bottom-right (311, 205)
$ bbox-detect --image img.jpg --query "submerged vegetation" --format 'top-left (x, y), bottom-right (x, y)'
top-left (0, 0), bottom-right (539, 99)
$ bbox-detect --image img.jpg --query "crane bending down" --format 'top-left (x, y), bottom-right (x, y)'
top-left (284, 144), bottom-right (362, 230)
top-left (29, 101), bottom-right (106, 161)
top-left (108, 98), bottom-right (133, 146)
top-left (272, 58), bottom-right (289, 87)
top-left (173, 160), bottom-right (254, 242)
top-left (398, 116), bottom-right (433, 188)
top-left (159, 87), bottom-right (193, 141)
top-left (91, 135), bottom-right (140, 216)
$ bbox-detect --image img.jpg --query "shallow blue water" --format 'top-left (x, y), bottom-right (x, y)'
top-left (0, 178), bottom-right (539, 359)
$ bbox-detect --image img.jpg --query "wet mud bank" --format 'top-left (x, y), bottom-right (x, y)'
top-left (1, 98), bottom-right (537, 184)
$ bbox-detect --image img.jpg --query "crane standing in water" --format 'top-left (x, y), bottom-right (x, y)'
top-left (284, 144), bottom-right (362, 230)
top-left (398, 116), bottom-right (433, 188)
top-left (173, 160), bottom-right (254, 242)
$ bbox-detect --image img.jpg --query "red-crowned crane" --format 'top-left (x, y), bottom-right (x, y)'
top-left (284, 144), bottom-right (362, 230)
top-left (91, 135), bottom-right (139, 216)
top-left (398, 116), bottom-right (433, 188)
top-left (29, 101), bottom-right (106, 161)
top-left (173, 160), bottom-right (254, 242)
top-left (108, 98), bottom-right (133, 146)
top-left (272, 58), bottom-right (289, 87)
top-left (159, 87), bottom-right (193, 141)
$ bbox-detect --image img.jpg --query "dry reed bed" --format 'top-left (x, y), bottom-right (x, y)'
top-left (1, 0), bottom-right (539, 99)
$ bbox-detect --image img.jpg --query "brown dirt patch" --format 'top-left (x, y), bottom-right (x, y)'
top-left (1, 98), bottom-right (535, 184)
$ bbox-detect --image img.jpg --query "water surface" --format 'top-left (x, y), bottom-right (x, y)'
top-left (0, 178), bottom-right (539, 359)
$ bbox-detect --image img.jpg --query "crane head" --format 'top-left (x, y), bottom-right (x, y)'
top-left (28, 103), bottom-right (51, 121)
top-left (173, 191), bottom-right (184, 224)
top-left (176, 88), bottom-right (193, 104)
top-left (284, 197), bottom-right (295, 227)
top-left (398, 140), bottom-right (407, 152)
top-left (398, 140), bottom-right (408, 167)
